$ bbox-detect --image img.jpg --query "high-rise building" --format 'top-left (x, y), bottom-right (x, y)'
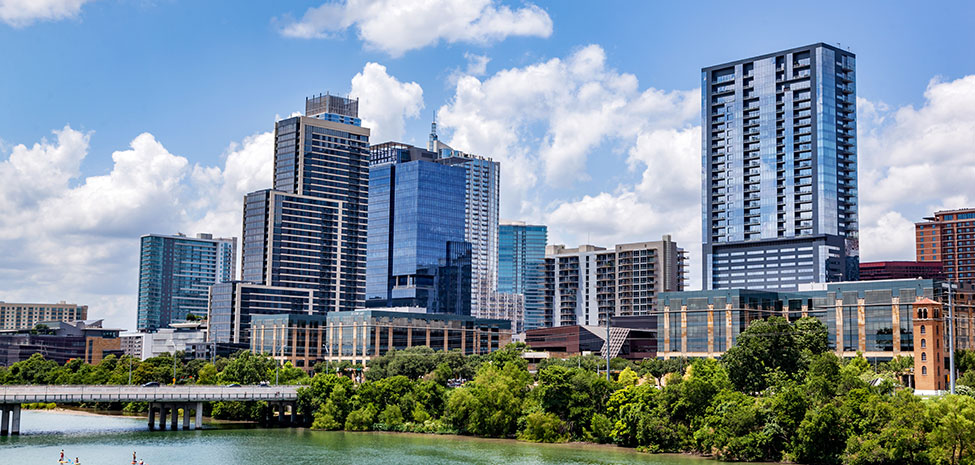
top-left (702, 43), bottom-right (859, 291)
top-left (915, 208), bottom-right (975, 286)
top-left (137, 233), bottom-right (236, 332)
top-left (542, 236), bottom-right (687, 327)
top-left (240, 94), bottom-right (370, 314)
top-left (366, 142), bottom-right (472, 314)
top-left (498, 221), bottom-right (548, 331)
top-left (429, 124), bottom-right (500, 319)
top-left (0, 301), bottom-right (88, 330)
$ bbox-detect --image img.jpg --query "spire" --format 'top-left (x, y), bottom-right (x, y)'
top-left (428, 112), bottom-right (438, 152)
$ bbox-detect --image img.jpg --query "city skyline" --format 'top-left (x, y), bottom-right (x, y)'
top-left (2, 1), bottom-right (975, 330)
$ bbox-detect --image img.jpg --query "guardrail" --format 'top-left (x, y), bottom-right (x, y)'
top-left (0, 385), bottom-right (303, 404)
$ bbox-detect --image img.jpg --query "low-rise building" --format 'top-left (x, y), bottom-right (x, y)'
top-left (859, 261), bottom-right (944, 281)
top-left (523, 315), bottom-right (657, 361)
top-left (0, 301), bottom-right (88, 330)
top-left (0, 320), bottom-right (121, 365)
top-left (658, 278), bottom-right (974, 363)
top-left (122, 322), bottom-right (207, 360)
top-left (250, 309), bottom-right (511, 370)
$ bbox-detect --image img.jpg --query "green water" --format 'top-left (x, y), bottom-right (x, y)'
top-left (0, 410), bottom-right (724, 465)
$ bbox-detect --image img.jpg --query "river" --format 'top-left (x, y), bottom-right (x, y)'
top-left (0, 410), bottom-right (728, 465)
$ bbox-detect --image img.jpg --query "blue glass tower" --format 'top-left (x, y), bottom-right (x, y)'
top-left (498, 221), bottom-right (548, 331)
top-left (366, 142), bottom-right (471, 314)
top-left (702, 43), bottom-right (858, 291)
top-left (137, 233), bottom-right (236, 331)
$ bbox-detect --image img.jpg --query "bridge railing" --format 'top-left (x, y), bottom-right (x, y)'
top-left (0, 385), bottom-right (303, 404)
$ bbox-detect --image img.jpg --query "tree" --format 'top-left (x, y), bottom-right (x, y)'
top-left (793, 316), bottom-right (829, 355)
top-left (723, 316), bottom-right (801, 393)
top-left (842, 390), bottom-right (933, 465)
top-left (791, 403), bottom-right (846, 465)
top-left (445, 361), bottom-right (531, 437)
top-left (617, 367), bottom-right (639, 387)
top-left (533, 365), bottom-right (613, 439)
top-left (218, 351), bottom-right (275, 385)
top-left (929, 395), bottom-right (975, 465)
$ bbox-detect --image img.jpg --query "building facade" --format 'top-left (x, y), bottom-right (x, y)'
top-left (0, 320), bottom-right (121, 366)
top-left (859, 261), bottom-right (944, 281)
top-left (207, 281), bottom-right (313, 345)
top-left (137, 233), bottom-right (236, 332)
top-left (657, 279), bottom-right (974, 363)
top-left (542, 236), bottom-right (687, 327)
top-left (240, 94), bottom-right (370, 315)
top-left (498, 221), bottom-right (548, 331)
top-left (429, 125), bottom-right (500, 320)
top-left (0, 302), bottom-right (87, 331)
top-left (916, 208), bottom-right (975, 286)
top-left (366, 143), bottom-right (471, 314)
top-left (250, 310), bottom-right (511, 370)
top-left (702, 43), bottom-right (859, 291)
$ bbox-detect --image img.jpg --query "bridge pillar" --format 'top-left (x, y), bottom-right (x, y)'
top-left (182, 404), bottom-right (190, 430)
top-left (10, 404), bottom-right (20, 435)
top-left (159, 404), bottom-right (168, 430)
top-left (148, 403), bottom-right (156, 430)
top-left (278, 402), bottom-right (285, 425)
top-left (170, 404), bottom-right (178, 430)
top-left (195, 402), bottom-right (203, 430)
top-left (1, 405), bottom-right (9, 436)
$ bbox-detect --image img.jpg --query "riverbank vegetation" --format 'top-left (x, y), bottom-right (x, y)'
top-left (4, 316), bottom-right (975, 464)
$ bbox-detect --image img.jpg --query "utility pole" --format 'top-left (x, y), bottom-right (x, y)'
top-left (128, 356), bottom-right (132, 385)
top-left (945, 282), bottom-right (956, 394)
top-left (605, 313), bottom-right (611, 381)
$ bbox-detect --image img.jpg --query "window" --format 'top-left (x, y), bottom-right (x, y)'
top-left (922, 366), bottom-right (928, 375)
top-left (921, 338), bottom-right (927, 348)
top-left (921, 352), bottom-right (927, 362)
top-left (921, 325), bottom-right (926, 334)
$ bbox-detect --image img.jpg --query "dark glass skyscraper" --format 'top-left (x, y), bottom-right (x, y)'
top-left (702, 43), bottom-right (859, 291)
top-left (240, 94), bottom-right (370, 313)
top-left (498, 221), bottom-right (547, 331)
top-left (366, 142), bottom-right (471, 314)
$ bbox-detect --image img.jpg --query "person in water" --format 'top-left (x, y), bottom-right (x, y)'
top-left (74, 458), bottom-right (80, 465)
top-left (60, 450), bottom-right (64, 461)
top-left (133, 451), bottom-right (137, 464)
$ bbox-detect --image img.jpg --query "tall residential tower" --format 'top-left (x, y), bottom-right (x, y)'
top-left (137, 233), bottom-right (236, 331)
top-left (240, 94), bottom-right (370, 313)
top-left (702, 43), bottom-right (859, 291)
top-left (498, 221), bottom-right (548, 331)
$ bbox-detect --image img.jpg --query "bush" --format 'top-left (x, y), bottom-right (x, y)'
top-left (344, 404), bottom-right (378, 431)
top-left (378, 404), bottom-right (404, 427)
top-left (519, 411), bottom-right (568, 443)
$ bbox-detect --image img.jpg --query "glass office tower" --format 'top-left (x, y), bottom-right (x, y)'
top-left (429, 125), bottom-right (500, 319)
top-left (137, 233), bottom-right (236, 331)
top-left (366, 142), bottom-right (472, 314)
top-left (498, 221), bottom-right (548, 331)
top-left (702, 43), bottom-right (859, 290)
top-left (240, 94), bottom-right (370, 313)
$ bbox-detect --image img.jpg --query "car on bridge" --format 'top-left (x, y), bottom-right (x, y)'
top-left (141, 382), bottom-right (160, 387)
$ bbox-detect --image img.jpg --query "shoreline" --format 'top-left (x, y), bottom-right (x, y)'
top-left (26, 408), bottom-right (758, 463)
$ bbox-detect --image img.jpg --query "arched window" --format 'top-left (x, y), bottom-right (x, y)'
top-left (921, 339), bottom-right (927, 348)
top-left (922, 366), bottom-right (928, 375)
top-left (921, 325), bottom-right (926, 334)
top-left (922, 352), bottom-right (927, 362)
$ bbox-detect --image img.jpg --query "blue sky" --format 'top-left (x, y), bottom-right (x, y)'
top-left (1, 0), bottom-right (974, 330)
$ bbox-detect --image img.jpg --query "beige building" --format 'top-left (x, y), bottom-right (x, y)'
top-left (543, 236), bottom-right (688, 327)
top-left (0, 301), bottom-right (88, 330)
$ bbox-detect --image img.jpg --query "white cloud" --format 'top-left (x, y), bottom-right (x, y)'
top-left (0, 0), bottom-right (92, 27)
top-left (464, 52), bottom-right (490, 76)
top-left (0, 126), bottom-right (274, 331)
top-left (277, 0), bottom-right (552, 57)
top-left (858, 75), bottom-right (975, 262)
top-left (437, 44), bottom-right (702, 286)
top-left (350, 62), bottom-right (424, 143)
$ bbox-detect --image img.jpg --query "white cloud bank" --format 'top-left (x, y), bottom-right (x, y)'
top-left (350, 62), bottom-right (424, 143)
top-left (857, 75), bottom-right (975, 262)
top-left (0, 127), bottom-right (273, 331)
top-left (437, 44), bottom-right (702, 283)
top-left (0, 0), bottom-right (93, 27)
top-left (277, 0), bottom-right (552, 57)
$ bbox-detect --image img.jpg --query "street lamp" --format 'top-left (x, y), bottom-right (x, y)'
top-left (170, 341), bottom-right (178, 385)
top-left (605, 313), bottom-right (611, 382)
top-left (942, 282), bottom-right (957, 394)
